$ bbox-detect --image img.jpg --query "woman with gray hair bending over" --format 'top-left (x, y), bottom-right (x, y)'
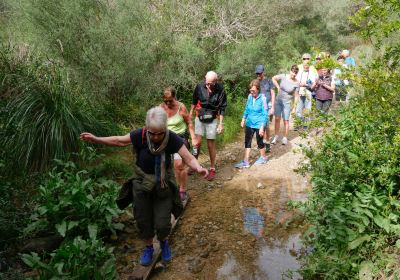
top-left (80, 106), bottom-right (208, 266)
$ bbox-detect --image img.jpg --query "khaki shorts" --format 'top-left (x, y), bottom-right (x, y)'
top-left (195, 117), bottom-right (218, 140)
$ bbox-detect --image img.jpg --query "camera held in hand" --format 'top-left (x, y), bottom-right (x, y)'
top-left (305, 79), bottom-right (313, 91)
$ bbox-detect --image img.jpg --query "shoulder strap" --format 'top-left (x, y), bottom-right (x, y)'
top-left (261, 95), bottom-right (268, 109)
top-left (141, 127), bottom-right (146, 145)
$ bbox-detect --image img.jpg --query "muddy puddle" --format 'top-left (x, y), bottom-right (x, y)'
top-left (217, 232), bottom-right (302, 280)
top-left (212, 177), bottom-right (307, 280)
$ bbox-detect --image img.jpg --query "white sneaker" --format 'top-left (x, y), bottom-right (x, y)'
top-left (271, 135), bottom-right (279, 145)
top-left (281, 137), bottom-right (288, 145)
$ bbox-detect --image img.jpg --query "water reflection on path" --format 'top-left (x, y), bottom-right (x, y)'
top-left (217, 176), bottom-right (308, 280)
top-left (255, 234), bottom-right (302, 280)
top-left (243, 207), bottom-right (265, 237)
top-left (216, 234), bottom-right (302, 280)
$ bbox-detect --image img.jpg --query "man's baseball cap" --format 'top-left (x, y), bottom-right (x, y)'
top-left (255, 65), bottom-right (264, 74)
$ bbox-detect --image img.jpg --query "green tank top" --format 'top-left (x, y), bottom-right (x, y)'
top-left (167, 103), bottom-right (187, 135)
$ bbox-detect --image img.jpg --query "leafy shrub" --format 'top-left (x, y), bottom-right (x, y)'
top-left (299, 1), bottom-right (400, 277)
top-left (24, 160), bottom-right (123, 239)
top-left (21, 233), bottom-right (117, 280)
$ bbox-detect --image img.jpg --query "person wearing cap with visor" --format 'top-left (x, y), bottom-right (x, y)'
top-left (255, 64), bottom-right (275, 152)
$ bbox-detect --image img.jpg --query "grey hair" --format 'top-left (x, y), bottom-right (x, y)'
top-left (205, 71), bottom-right (218, 81)
top-left (342, 49), bottom-right (350, 56)
top-left (302, 53), bottom-right (311, 58)
top-left (146, 106), bottom-right (168, 131)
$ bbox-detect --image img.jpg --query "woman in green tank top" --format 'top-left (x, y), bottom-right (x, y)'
top-left (160, 87), bottom-right (197, 201)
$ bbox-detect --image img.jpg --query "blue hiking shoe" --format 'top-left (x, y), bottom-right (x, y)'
top-left (140, 245), bottom-right (154, 266)
top-left (253, 156), bottom-right (268, 166)
top-left (160, 240), bottom-right (172, 263)
top-left (234, 160), bottom-right (250, 169)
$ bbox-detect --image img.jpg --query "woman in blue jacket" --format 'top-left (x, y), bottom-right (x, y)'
top-left (235, 79), bottom-right (269, 168)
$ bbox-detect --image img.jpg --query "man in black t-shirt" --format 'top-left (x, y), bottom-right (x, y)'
top-left (190, 71), bottom-right (227, 181)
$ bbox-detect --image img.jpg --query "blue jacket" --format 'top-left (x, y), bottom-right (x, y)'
top-left (243, 94), bottom-right (268, 128)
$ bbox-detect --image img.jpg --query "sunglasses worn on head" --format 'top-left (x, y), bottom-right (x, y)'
top-left (147, 130), bottom-right (165, 136)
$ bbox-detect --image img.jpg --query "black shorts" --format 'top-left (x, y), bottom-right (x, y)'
top-left (244, 126), bottom-right (265, 149)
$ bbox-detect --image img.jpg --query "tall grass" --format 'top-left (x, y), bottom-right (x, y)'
top-left (1, 47), bottom-right (106, 171)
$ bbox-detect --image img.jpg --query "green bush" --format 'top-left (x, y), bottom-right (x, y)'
top-left (24, 159), bottom-right (123, 239)
top-left (21, 234), bottom-right (117, 280)
top-left (299, 2), bottom-right (400, 278)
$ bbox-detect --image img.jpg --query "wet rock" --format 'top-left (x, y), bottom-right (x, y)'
top-left (200, 247), bottom-right (210, 258)
top-left (20, 234), bottom-right (63, 254)
top-left (289, 249), bottom-right (298, 257)
top-left (123, 226), bottom-right (136, 234)
top-left (187, 257), bottom-right (205, 274)
top-left (196, 238), bottom-right (208, 247)
top-left (257, 182), bottom-right (265, 189)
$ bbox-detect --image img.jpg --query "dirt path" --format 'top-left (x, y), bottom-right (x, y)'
top-left (116, 128), bottom-right (312, 280)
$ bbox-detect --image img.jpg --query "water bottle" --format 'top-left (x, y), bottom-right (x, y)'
top-left (192, 147), bottom-right (198, 157)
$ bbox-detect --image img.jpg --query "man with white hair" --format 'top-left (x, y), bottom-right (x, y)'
top-left (341, 49), bottom-right (356, 68)
top-left (190, 71), bottom-right (227, 181)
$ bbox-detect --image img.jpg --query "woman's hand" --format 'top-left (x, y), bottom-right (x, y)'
top-left (259, 127), bottom-right (264, 137)
top-left (80, 132), bottom-right (97, 144)
top-left (191, 137), bottom-right (198, 148)
top-left (240, 119), bottom-right (245, 128)
top-left (197, 166), bottom-right (209, 179)
top-left (217, 123), bottom-right (224, 134)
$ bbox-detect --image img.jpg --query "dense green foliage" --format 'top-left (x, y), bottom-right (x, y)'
top-left (18, 151), bottom-right (122, 279)
top-left (24, 159), bottom-right (123, 239)
top-left (0, 48), bottom-right (108, 171)
top-left (22, 236), bottom-right (117, 279)
top-left (0, 0), bottom-right (363, 278)
top-left (299, 1), bottom-right (400, 278)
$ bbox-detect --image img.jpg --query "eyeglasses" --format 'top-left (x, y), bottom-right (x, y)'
top-left (147, 130), bottom-right (165, 136)
top-left (302, 57), bottom-right (310, 60)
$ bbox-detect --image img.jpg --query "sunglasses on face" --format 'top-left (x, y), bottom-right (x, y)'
top-left (302, 57), bottom-right (310, 60)
top-left (147, 130), bottom-right (165, 136)
top-left (164, 99), bottom-right (173, 104)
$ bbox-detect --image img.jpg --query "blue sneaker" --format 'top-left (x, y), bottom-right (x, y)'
top-left (140, 245), bottom-right (154, 266)
top-left (253, 156), bottom-right (268, 166)
top-left (234, 160), bottom-right (250, 169)
top-left (160, 240), bottom-right (172, 263)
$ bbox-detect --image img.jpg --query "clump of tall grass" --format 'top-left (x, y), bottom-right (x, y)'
top-left (1, 47), bottom-right (106, 171)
